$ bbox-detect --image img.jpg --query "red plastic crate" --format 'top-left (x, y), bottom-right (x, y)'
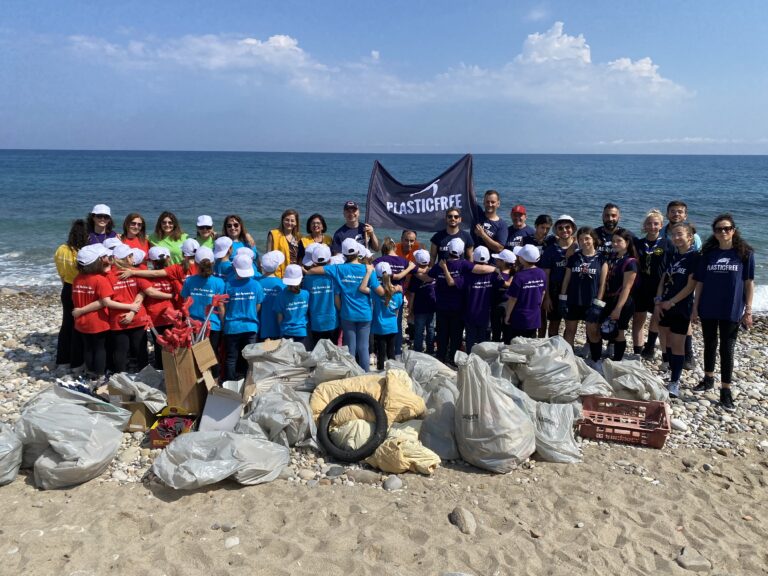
top-left (577, 395), bottom-right (671, 449)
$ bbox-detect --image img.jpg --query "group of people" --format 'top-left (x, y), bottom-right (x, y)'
top-left (54, 195), bottom-right (755, 411)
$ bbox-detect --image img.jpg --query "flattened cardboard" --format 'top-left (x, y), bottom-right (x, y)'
top-left (198, 387), bottom-right (245, 432)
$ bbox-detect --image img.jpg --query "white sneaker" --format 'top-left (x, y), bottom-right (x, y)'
top-left (667, 381), bottom-right (680, 399)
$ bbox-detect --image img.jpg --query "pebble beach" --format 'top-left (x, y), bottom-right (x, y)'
top-left (1, 289), bottom-right (766, 575)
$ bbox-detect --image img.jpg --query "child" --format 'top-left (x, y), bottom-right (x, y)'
top-left (405, 249), bottom-right (436, 354)
top-left (600, 229), bottom-right (639, 361)
top-left (213, 236), bottom-right (234, 279)
top-left (142, 246), bottom-right (177, 369)
top-left (504, 245), bottom-right (546, 342)
top-left (223, 253), bottom-right (265, 381)
top-left (462, 246), bottom-right (498, 352)
top-left (257, 250), bottom-right (286, 341)
top-left (362, 262), bottom-right (404, 370)
top-left (302, 244), bottom-right (339, 348)
top-left (275, 264), bottom-right (309, 342)
top-left (72, 244), bottom-right (140, 380)
top-left (490, 249), bottom-right (516, 342)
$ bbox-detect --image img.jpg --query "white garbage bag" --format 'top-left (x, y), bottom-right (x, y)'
top-left (454, 354), bottom-right (536, 473)
top-left (107, 371), bottom-right (167, 414)
top-left (240, 383), bottom-right (316, 448)
top-left (151, 431), bottom-right (290, 489)
top-left (243, 339), bottom-right (311, 395)
top-left (14, 386), bottom-right (130, 489)
top-left (419, 384), bottom-right (460, 460)
top-left (306, 339), bottom-right (365, 385)
top-left (0, 422), bottom-right (22, 486)
top-left (602, 359), bottom-right (670, 402)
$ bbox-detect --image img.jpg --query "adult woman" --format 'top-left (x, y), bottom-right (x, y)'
top-left (632, 209), bottom-right (672, 357)
top-left (267, 209), bottom-right (302, 278)
top-left (222, 214), bottom-right (257, 255)
top-left (150, 211), bottom-right (188, 264)
top-left (54, 219), bottom-right (88, 371)
top-left (692, 214), bottom-right (754, 411)
top-left (302, 213), bottom-right (332, 248)
top-left (655, 222), bottom-right (698, 398)
top-left (121, 213), bottom-right (150, 259)
top-left (600, 229), bottom-right (638, 361)
top-left (86, 204), bottom-right (118, 245)
top-left (560, 227), bottom-right (608, 360)
top-left (540, 215), bottom-right (577, 337)
top-left (195, 215), bottom-right (216, 249)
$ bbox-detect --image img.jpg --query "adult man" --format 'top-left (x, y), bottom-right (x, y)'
top-left (661, 200), bottom-right (702, 250)
top-left (471, 190), bottom-right (508, 252)
top-left (504, 204), bottom-right (534, 249)
top-left (430, 208), bottom-right (474, 262)
top-left (595, 203), bottom-right (633, 256)
top-left (331, 201), bottom-right (380, 254)
top-left (395, 229), bottom-right (420, 262)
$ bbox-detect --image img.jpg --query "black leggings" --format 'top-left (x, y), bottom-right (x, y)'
top-left (374, 333), bottom-right (396, 370)
top-left (81, 331), bottom-right (108, 377)
top-left (111, 327), bottom-right (148, 373)
top-left (700, 319), bottom-right (740, 384)
top-left (435, 310), bottom-right (463, 364)
top-left (57, 283), bottom-right (83, 368)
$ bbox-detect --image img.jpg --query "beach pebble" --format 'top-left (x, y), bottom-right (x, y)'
top-left (383, 475), bottom-right (403, 491)
top-left (210, 523), bottom-right (220, 531)
top-left (671, 419), bottom-right (689, 432)
top-left (221, 523), bottom-right (235, 533)
top-left (448, 506), bottom-right (476, 535)
top-left (298, 469), bottom-right (315, 481)
top-left (111, 470), bottom-right (129, 482)
top-left (224, 536), bottom-right (240, 549)
top-left (346, 469), bottom-right (381, 484)
top-left (325, 465), bottom-right (345, 478)
top-left (702, 463), bottom-right (713, 472)
top-left (575, 522), bottom-right (585, 528)
top-left (676, 546), bottom-right (712, 572)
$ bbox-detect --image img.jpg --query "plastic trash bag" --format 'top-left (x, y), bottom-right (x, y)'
top-left (602, 359), bottom-right (670, 402)
top-left (0, 422), bottom-right (22, 486)
top-left (471, 341), bottom-right (522, 383)
top-left (419, 383), bottom-right (461, 461)
top-left (365, 420), bottom-right (441, 475)
top-left (401, 350), bottom-right (456, 396)
top-left (241, 383), bottom-right (316, 448)
top-left (306, 339), bottom-right (365, 385)
top-left (508, 336), bottom-right (612, 402)
top-left (151, 431), bottom-right (290, 489)
top-left (14, 385), bottom-right (130, 489)
top-left (243, 339), bottom-right (311, 395)
top-left (329, 419), bottom-right (375, 451)
top-left (454, 354), bottom-right (536, 473)
top-left (107, 371), bottom-right (167, 414)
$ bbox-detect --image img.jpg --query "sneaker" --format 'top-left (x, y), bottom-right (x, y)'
top-left (693, 376), bottom-right (715, 393)
top-left (667, 381), bottom-right (680, 399)
top-left (683, 356), bottom-right (695, 371)
top-left (603, 343), bottom-right (614, 359)
top-left (719, 387), bottom-right (736, 412)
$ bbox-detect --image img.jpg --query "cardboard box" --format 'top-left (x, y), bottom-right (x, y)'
top-left (124, 402), bottom-right (154, 432)
top-left (148, 406), bottom-right (196, 448)
top-left (162, 339), bottom-right (219, 414)
top-left (198, 387), bottom-right (244, 432)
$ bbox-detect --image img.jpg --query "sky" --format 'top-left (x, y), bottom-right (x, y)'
top-left (2, 0), bottom-right (768, 154)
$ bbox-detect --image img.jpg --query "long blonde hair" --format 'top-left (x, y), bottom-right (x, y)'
top-left (380, 272), bottom-right (396, 307)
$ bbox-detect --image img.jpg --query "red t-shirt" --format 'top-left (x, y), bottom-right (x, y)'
top-left (107, 270), bottom-right (149, 331)
top-left (123, 236), bottom-right (150, 257)
top-left (72, 273), bottom-right (113, 334)
top-left (137, 277), bottom-right (175, 327)
top-left (165, 262), bottom-right (197, 307)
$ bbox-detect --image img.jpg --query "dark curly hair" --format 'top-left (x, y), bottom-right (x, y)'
top-left (67, 219), bottom-right (89, 251)
top-left (702, 213), bottom-right (753, 262)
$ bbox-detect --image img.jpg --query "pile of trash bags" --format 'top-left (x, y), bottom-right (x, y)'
top-left (0, 336), bottom-right (670, 490)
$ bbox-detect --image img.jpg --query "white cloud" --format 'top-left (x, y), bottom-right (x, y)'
top-left (68, 22), bottom-right (688, 109)
top-left (525, 7), bottom-right (550, 22)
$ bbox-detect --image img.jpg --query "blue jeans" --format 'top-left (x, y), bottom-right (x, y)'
top-left (341, 319), bottom-right (372, 372)
top-left (465, 322), bottom-right (488, 353)
top-left (225, 331), bottom-right (257, 381)
top-left (412, 312), bottom-right (435, 353)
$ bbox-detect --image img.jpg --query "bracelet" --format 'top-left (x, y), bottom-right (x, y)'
top-left (654, 296), bottom-right (663, 303)
top-left (559, 294), bottom-right (568, 301)
top-left (592, 299), bottom-right (605, 308)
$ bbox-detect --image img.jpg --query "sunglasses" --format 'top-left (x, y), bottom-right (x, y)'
top-left (95, 214), bottom-right (110, 219)
top-left (129, 221), bottom-right (143, 227)
top-left (446, 215), bottom-right (460, 220)
top-left (197, 226), bottom-right (212, 230)
top-left (226, 223), bottom-right (241, 228)
top-left (556, 225), bottom-right (572, 231)
top-left (161, 220), bottom-right (174, 225)
top-left (714, 226), bottom-right (734, 233)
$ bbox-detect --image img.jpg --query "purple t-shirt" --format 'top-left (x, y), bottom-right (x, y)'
top-left (505, 225), bottom-right (535, 249)
top-left (506, 267), bottom-right (546, 330)
top-left (463, 270), bottom-right (496, 326)
top-left (540, 242), bottom-right (571, 288)
top-left (695, 248), bottom-right (755, 323)
top-left (428, 259), bottom-right (473, 312)
top-left (408, 271), bottom-right (436, 315)
top-left (374, 254), bottom-right (409, 285)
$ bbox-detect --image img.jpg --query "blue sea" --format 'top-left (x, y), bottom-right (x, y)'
top-left (0, 150), bottom-right (766, 310)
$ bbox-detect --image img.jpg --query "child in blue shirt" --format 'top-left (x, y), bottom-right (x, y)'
top-left (276, 264), bottom-right (310, 341)
top-left (361, 261), bottom-right (404, 370)
top-left (257, 250), bottom-right (286, 340)
top-left (223, 254), bottom-right (265, 381)
top-left (301, 244), bottom-right (339, 349)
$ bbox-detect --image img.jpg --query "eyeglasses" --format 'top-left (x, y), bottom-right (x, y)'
top-left (714, 226), bottom-right (734, 233)
top-left (197, 226), bottom-right (212, 230)
top-left (129, 221), bottom-right (143, 227)
top-left (95, 214), bottom-right (110, 219)
top-left (226, 223), bottom-right (240, 229)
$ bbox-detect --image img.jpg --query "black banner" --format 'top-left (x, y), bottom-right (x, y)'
top-left (365, 154), bottom-right (477, 232)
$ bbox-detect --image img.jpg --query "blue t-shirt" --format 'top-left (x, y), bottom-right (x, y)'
top-left (505, 225), bottom-right (534, 250)
top-left (661, 249), bottom-right (699, 316)
top-left (463, 270), bottom-right (496, 326)
top-left (491, 271), bottom-right (512, 309)
top-left (371, 291), bottom-right (403, 335)
top-left (180, 274), bottom-right (227, 331)
top-left (506, 267), bottom-right (546, 330)
top-left (430, 230), bottom-right (474, 261)
top-left (276, 288), bottom-right (309, 337)
top-left (605, 254), bottom-right (639, 298)
top-left (331, 224), bottom-right (366, 254)
top-left (633, 235), bottom-right (673, 294)
top-left (540, 242), bottom-right (572, 289)
top-left (257, 276), bottom-right (285, 339)
top-left (565, 252), bottom-right (604, 307)
top-left (215, 259), bottom-right (234, 281)
top-left (303, 273), bottom-right (338, 332)
top-left (471, 209), bottom-right (508, 250)
top-left (428, 259), bottom-right (473, 312)
top-left (407, 271), bottom-right (436, 315)
top-left (695, 248), bottom-right (755, 323)
top-left (523, 234), bottom-right (555, 249)
top-left (325, 263), bottom-right (380, 322)
top-left (662, 223), bottom-right (702, 251)
top-left (224, 277), bottom-right (265, 335)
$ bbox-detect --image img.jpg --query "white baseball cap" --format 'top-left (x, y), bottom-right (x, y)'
top-left (492, 249), bottom-right (516, 264)
top-left (283, 264), bottom-right (303, 286)
top-left (330, 254), bottom-right (346, 265)
top-left (447, 238), bottom-right (465, 257)
top-left (312, 244), bottom-right (332, 265)
top-left (112, 244), bottom-right (133, 260)
top-left (131, 248), bottom-right (146, 266)
top-left (196, 215), bottom-right (213, 227)
top-left (194, 246), bottom-right (215, 264)
top-left (302, 243), bottom-right (320, 267)
top-left (77, 244), bottom-right (109, 265)
top-left (233, 254), bottom-right (255, 278)
top-left (261, 250), bottom-right (285, 273)
top-left (235, 246), bottom-right (255, 260)
top-left (91, 204), bottom-right (111, 216)
top-left (181, 238), bottom-right (200, 257)
top-left (413, 249), bottom-right (431, 266)
top-left (513, 244), bottom-right (540, 263)
top-left (103, 237), bottom-right (122, 251)
top-left (148, 246), bottom-right (171, 261)
top-left (374, 261), bottom-right (392, 278)
top-left (341, 238), bottom-right (359, 256)
top-left (213, 236), bottom-right (233, 259)
top-left (473, 245), bottom-right (490, 263)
